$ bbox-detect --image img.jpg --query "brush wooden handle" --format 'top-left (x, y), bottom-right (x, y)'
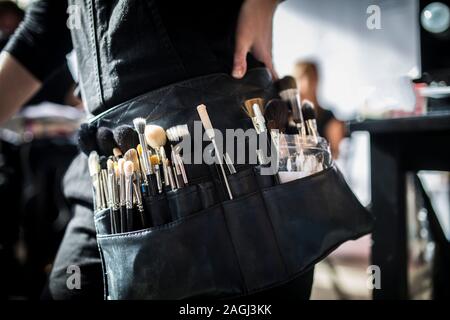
top-left (197, 104), bottom-right (215, 139)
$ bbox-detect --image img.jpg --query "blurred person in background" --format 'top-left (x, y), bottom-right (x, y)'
top-left (294, 61), bottom-right (346, 159)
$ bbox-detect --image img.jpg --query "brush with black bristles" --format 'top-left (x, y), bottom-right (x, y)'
top-left (301, 100), bottom-right (319, 143)
top-left (276, 76), bottom-right (306, 137)
top-left (113, 125), bottom-right (140, 154)
top-left (96, 127), bottom-right (117, 157)
top-left (263, 99), bottom-right (292, 180)
top-left (78, 123), bottom-right (98, 155)
top-left (264, 99), bottom-right (290, 132)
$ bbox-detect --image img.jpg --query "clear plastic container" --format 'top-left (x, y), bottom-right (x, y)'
top-left (277, 134), bottom-right (332, 183)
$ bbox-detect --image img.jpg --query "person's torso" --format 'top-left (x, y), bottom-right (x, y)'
top-left (68, 0), bottom-right (263, 115)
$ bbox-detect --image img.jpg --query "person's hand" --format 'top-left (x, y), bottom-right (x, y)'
top-left (232, 0), bottom-right (279, 80)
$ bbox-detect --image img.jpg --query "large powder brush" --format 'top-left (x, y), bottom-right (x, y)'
top-left (78, 123), bottom-right (98, 155)
top-left (264, 99), bottom-right (290, 132)
top-left (96, 127), bottom-right (117, 156)
top-left (113, 125), bottom-right (140, 154)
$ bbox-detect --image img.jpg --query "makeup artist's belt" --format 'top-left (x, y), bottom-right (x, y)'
top-left (90, 68), bottom-right (374, 300)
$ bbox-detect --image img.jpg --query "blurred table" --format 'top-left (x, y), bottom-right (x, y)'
top-left (349, 113), bottom-right (450, 300)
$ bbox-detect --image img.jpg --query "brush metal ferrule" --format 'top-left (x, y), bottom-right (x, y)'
top-left (100, 170), bottom-right (109, 209)
top-left (159, 147), bottom-right (170, 188)
top-left (173, 145), bottom-right (188, 185)
top-left (137, 133), bottom-right (153, 176)
top-left (167, 161), bottom-right (176, 191)
top-left (153, 164), bottom-right (163, 193)
top-left (125, 174), bottom-right (134, 210)
top-left (119, 173), bottom-right (126, 207)
top-left (92, 173), bottom-right (101, 211)
top-left (107, 169), bottom-right (118, 210)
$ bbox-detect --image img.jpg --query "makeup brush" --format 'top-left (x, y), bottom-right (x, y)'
top-left (243, 98), bottom-right (265, 134)
top-left (130, 163), bottom-right (147, 229)
top-left (243, 99), bottom-right (271, 165)
top-left (150, 154), bottom-right (162, 193)
top-left (113, 125), bottom-right (139, 154)
top-left (264, 99), bottom-right (290, 132)
top-left (124, 149), bottom-right (142, 189)
top-left (145, 125), bottom-right (167, 192)
top-left (301, 100), bottom-right (319, 143)
top-left (99, 156), bottom-right (109, 210)
top-left (107, 159), bottom-right (119, 233)
top-left (170, 146), bottom-right (184, 188)
top-left (117, 158), bottom-right (127, 233)
top-left (113, 147), bottom-right (123, 159)
top-left (276, 76), bottom-right (306, 137)
top-left (124, 161), bottom-right (135, 232)
top-left (197, 104), bottom-right (233, 200)
top-left (78, 123), bottom-right (98, 155)
top-left (160, 146), bottom-right (176, 191)
top-left (166, 125), bottom-right (189, 186)
top-left (133, 118), bottom-right (157, 194)
top-left (137, 144), bottom-right (157, 196)
top-left (88, 151), bottom-right (102, 211)
top-left (96, 127), bottom-right (117, 156)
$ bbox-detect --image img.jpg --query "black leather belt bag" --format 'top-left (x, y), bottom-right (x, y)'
top-left (90, 68), bottom-right (374, 300)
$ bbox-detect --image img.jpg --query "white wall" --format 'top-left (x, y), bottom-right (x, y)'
top-left (273, 0), bottom-right (421, 119)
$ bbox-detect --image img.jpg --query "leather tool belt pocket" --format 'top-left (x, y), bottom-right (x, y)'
top-left (89, 68), bottom-right (374, 300)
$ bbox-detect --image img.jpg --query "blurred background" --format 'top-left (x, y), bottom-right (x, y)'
top-left (0, 0), bottom-right (449, 299)
top-left (272, 0), bottom-right (450, 300)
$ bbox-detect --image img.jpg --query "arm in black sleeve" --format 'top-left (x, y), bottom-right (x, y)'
top-left (4, 0), bottom-right (72, 82)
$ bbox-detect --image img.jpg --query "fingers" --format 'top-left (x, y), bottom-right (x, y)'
top-left (232, 42), bottom-right (249, 79)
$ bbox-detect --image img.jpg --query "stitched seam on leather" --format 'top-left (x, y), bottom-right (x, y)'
top-left (220, 202), bottom-right (249, 294)
top-left (96, 202), bottom-right (224, 238)
top-left (87, 0), bottom-right (106, 110)
top-left (257, 181), bottom-right (290, 277)
top-left (87, 67), bottom-right (270, 124)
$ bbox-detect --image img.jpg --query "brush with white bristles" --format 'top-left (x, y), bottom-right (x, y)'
top-left (166, 124), bottom-right (190, 187)
top-left (166, 125), bottom-right (189, 142)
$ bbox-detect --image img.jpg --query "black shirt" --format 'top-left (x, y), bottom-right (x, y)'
top-left (4, 0), bottom-right (264, 114)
